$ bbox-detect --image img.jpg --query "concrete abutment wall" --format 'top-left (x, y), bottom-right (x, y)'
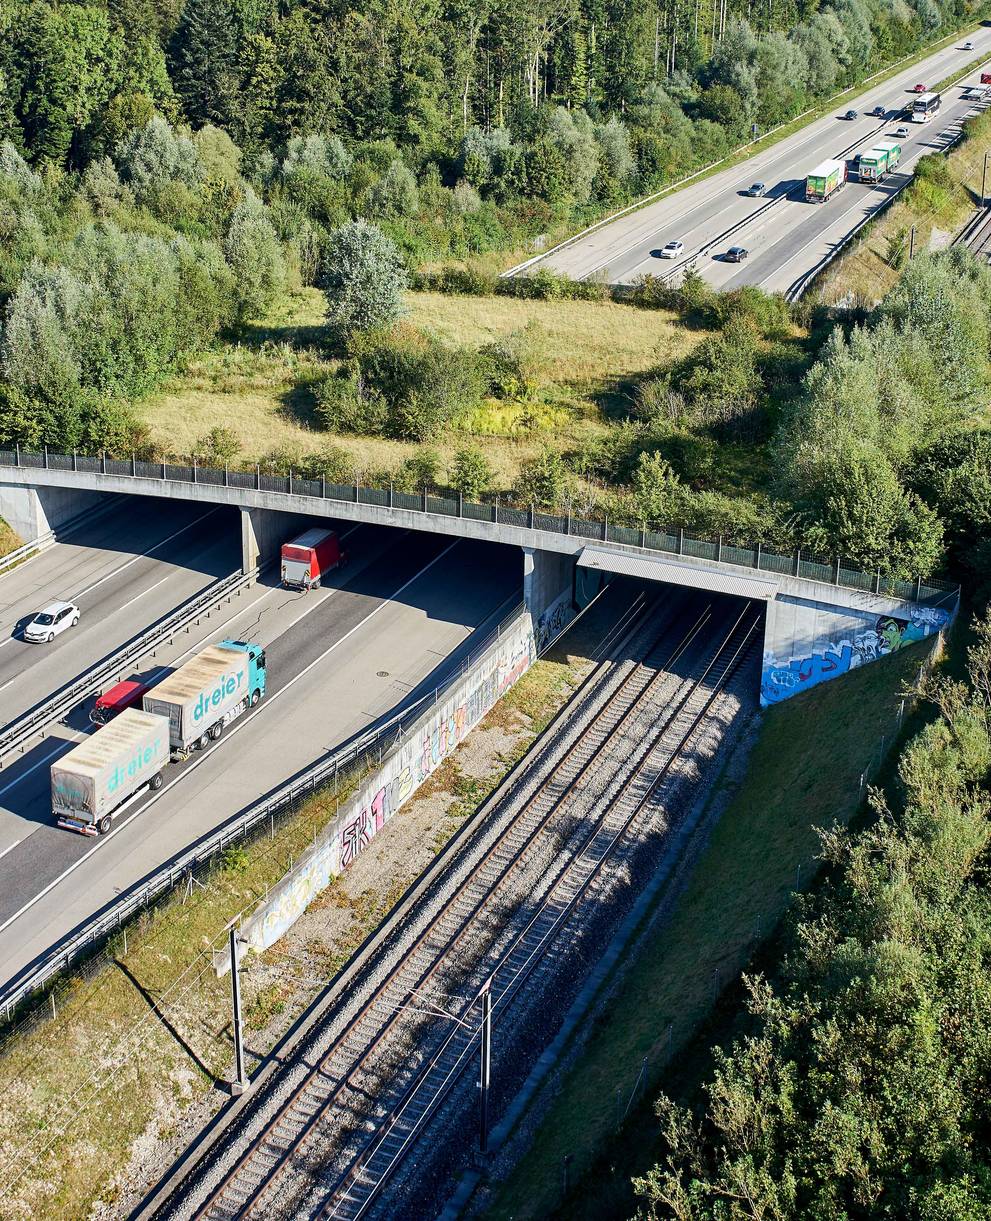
top-left (0, 483), bottom-right (103, 543)
top-left (523, 547), bottom-right (577, 650)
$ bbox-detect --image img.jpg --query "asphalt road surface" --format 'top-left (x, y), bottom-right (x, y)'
top-left (532, 30), bottom-right (991, 291)
top-left (0, 498), bottom-right (242, 728)
top-left (0, 524), bottom-right (521, 996)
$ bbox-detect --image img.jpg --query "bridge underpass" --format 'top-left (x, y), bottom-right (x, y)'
top-left (0, 460), bottom-right (959, 706)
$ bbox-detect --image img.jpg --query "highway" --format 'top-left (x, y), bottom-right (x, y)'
top-left (0, 524), bottom-right (520, 996)
top-left (532, 30), bottom-right (991, 292)
top-left (0, 498), bottom-right (242, 728)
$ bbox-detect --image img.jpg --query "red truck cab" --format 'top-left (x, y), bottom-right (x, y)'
top-left (90, 679), bottom-right (151, 725)
top-left (281, 527), bottom-right (347, 591)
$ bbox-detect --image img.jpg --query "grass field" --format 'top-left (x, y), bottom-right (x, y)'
top-left (485, 639), bottom-right (934, 1221)
top-left (135, 288), bottom-right (697, 488)
top-left (818, 107), bottom-right (991, 304)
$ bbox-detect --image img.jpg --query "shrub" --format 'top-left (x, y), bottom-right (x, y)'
top-left (224, 190), bottom-right (286, 322)
top-left (116, 116), bottom-right (203, 197)
top-left (515, 446), bottom-right (570, 507)
top-left (323, 220), bottom-right (408, 337)
top-left (393, 448), bottom-right (442, 492)
top-left (312, 370), bottom-right (387, 435)
top-left (481, 320), bottom-right (546, 399)
top-left (449, 446), bottom-right (493, 499)
top-left (194, 425), bottom-right (241, 464)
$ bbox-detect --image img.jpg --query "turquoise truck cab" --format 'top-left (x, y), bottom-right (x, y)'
top-left (220, 640), bottom-right (267, 703)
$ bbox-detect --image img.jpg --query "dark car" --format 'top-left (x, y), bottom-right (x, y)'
top-left (869, 105), bottom-right (886, 117)
top-left (843, 108), bottom-right (858, 120)
top-left (725, 246), bottom-right (749, 263)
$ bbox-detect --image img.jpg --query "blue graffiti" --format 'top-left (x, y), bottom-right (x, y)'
top-left (761, 607), bottom-right (950, 705)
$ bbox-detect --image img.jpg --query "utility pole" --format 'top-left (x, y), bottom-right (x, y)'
top-left (229, 925), bottom-right (248, 1096)
top-left (983, 151), bottom-right (990, 206)
top-left (909, 225), bottom-right (916, 259)
top-left (479, 986), bottom-right (492, 1154)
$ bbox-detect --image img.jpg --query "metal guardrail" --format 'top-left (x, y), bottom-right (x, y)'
top-left (0, 449), bottom-right (959, 606)
top-left (0, 566), bottom-right (255, 764)
top-left (0, 602), bottom-right (527, 1021)
top-left (0, 531), bottom-right (54, 577)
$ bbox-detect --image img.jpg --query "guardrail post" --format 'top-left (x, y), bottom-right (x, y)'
top-left (566, 511), bottom-right (571, 536)
top-left (640, 524), bottom-right (646, 548)
top-left (321, 474), bottom-right (326, 498)
top-left (256, 463), bottom-right (260, 490)
top-left (793, 548), bottom-right (801, 576)
top-left (833, 556), bottom-right (841, 585)
top-left (458, 493), bottom-right (464, 517)
top-left (192, 457), bottom-right (197, 483)
top-left (875, 570), bottom-right (881, 595)
top-left (288, 467), bottom-right (293, 495)
top-left (389, 481), bottom-right (394, 509)
top-left (602, 515), bottom-right (608, 542)
top-left (14, 443), bottom-right (19, 466)
top-left (355, 475), bottom-right (360, 504)
top-left (100, 451), bottom-right (106, 474)
top-left (677, 527), bottom-right (684, 556)
top-left (224, 463), bottom-right (229, 487)
top-left (494, 496), bottom-right (499, 524)
top-left (717, 534), bottom-right (723, 562)
top-left (44, 445), bottom-right (48, 469)
top-left (755, 542), bottom-right (761, 570)
top-left (72, 449), bottom-right (77, 472)
top-left (131, 452), bottom-right (136, 477)
top-left (915, 575), bottom-right (922, 600)
top-left (422, 486), bottom-right (428, 513)
top-left (528, 504), bottom-right (534, 529)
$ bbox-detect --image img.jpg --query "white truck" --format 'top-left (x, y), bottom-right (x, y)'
top-left (52, 709), bottom-right (170, 835)
top-left (143, 640), bottom-right (267, 755)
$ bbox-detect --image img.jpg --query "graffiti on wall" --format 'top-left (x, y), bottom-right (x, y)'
top-left (760, 605), bottom-right (950, 705)
top-left (535, 588), bottom-right (576, 653)
top-left (232, 613), bottom-right (539, 964)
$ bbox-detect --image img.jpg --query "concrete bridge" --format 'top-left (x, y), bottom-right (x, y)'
top-left (0, 450), bottom-right (958, 706)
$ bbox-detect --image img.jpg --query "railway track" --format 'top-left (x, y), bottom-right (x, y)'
top-left (155, 590), bottom-right (759, 1221)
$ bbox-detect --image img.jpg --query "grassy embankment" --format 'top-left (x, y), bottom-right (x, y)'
top-left (0, 614), bottom-right (603, 1220)
top-left (818, 96), bottom-right (991, 304)
top-left (136, 289), bottom-right (698, 489)
top-left (0, 519), bottom-right (19, 559)
top-left (485, 638), bottom-right (934, 1221)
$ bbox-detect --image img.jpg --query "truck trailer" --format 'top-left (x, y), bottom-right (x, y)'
top-left (143, 640), bottom-right (267, 755)
top-left (806, 158), bottom-right (846, 203)
top-left (281, 527), bottom-right (346, 591)
top-left (858, 147), bottom-right (890, 183)
top-left (874, 141), bottom-right (901, 171)
top-left (52, 708), bottom-right (170, 835)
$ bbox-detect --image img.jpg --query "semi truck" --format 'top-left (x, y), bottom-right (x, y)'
top-left (806, 158), bottom-right (846, 203)
top-left (858, 142), bottom-right (901, 183)
top-left (281, 527), bottom-right (346, 591)
top-left (90, 678), bottom-right (151, 725)
top-left (53, 709), bottom-right (170, 835)
top-left (143, 640), bottom-right (267, 755)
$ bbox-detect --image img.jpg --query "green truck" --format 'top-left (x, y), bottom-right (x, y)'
top-left (806, 158), bottom-right (846, 203)
top-left (858, 141), bottom-right (902, 184)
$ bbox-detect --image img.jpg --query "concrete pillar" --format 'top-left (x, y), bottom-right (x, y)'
top-left (0, 482), bottom-right (102, 543)
top-left (241, 507), bottom-right (311, 574)
top-left (523, 546), bottom-right (576, 651)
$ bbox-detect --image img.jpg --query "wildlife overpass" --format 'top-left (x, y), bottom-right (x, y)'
top-left (0, 450), bottom-right (958, 705)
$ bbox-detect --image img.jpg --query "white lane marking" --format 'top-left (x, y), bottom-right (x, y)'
top-left (71, 509), bottom-right (219, 601)
top-left (0, 509), bottom-right (220, 652)
top-left (0, 525), bottom-right (375, 800)
top-left (0, 839), bottom-right (21, 862)
top-left (0, 573), bottom-right (178, 698)
top-left (0, 539), bottom-right (459, 938)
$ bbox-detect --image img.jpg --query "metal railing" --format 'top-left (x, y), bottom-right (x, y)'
top-left (0, 449), bottom-right (959, 606)
top-left (0, 602), bottom-right (526, 1023)
top-left (0, 567), bottom-right (256, 763)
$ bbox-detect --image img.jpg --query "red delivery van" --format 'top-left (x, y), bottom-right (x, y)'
top-left (281, 527), bottom-right (346, 590)
top-left (90, 678), bottom-right (151, 725)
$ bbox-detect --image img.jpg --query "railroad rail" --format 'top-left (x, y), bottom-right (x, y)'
top-left (165, 592), bottom-right (759, 1221)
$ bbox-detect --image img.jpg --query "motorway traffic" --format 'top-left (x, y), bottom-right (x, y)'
top-left (533, 30), bottom-right (991, 292)
top-left (0, 510), bottom-right (520, 997)
top-left (0, 498), bottom-right (241, 727)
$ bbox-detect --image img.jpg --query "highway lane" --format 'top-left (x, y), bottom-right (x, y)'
top-left (0, 497), bottom-right (242, 728)
top-left (0, 527), bottom-right (521, 995)
top-left (534, 28), bottom-right (991, 286)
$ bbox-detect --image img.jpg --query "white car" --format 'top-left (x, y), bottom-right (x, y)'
top-left (658, 240), bottom-right (684, 259)
top-left (963, 40), bottom-right (974, 50)
top-left (24, 601), bottom-right (80, 643)
top-left (894, 125), bottom-right (910, 138)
